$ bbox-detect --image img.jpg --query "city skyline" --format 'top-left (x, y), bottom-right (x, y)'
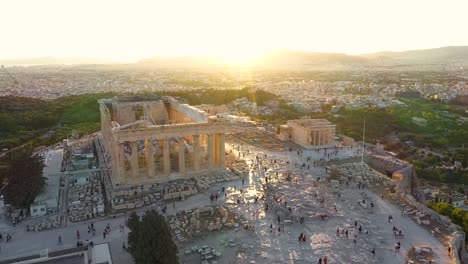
top-left (1, 0), bottom-right (468, 63)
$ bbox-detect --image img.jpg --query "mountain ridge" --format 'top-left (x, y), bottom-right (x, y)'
top-left (2, 46), bottom-right (467, 67)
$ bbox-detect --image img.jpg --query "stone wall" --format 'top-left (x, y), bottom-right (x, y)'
top-left (393, 186), bottom-right (466, 264)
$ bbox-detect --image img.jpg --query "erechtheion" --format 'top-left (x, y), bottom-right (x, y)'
top-left (278, 118), bottom-right (336, 148)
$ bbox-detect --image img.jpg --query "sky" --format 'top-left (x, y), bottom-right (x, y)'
top-left (1, 0), bottom-right (468, 62)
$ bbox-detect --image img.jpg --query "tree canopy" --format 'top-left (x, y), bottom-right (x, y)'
top-left (127, 210), bottom-right (178, 264)
top-left (0, 148), bottom-right (46, 208)
top-left (427, 202), bottom-right (468, 242)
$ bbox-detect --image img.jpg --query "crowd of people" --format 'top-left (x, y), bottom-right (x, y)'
top-left (222, 142), bottom-right (419, 263)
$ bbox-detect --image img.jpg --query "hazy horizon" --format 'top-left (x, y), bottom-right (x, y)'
top-left (1, 0), bottom-right (468, 64)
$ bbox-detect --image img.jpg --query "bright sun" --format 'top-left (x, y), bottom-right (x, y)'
top-left (216, 50), bottom-right (264, 66)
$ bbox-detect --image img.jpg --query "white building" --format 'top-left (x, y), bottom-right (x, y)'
top-left (30, 149), bottom-right (63, 217)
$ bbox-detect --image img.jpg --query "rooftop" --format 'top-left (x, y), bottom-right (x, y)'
top-left (33, 149), bottom-right (63, 209)
top-left (288, 118), bottom-right (333, 129)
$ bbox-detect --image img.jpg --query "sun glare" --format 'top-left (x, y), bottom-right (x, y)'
top-left (217, 51), bottom-right (261, 66)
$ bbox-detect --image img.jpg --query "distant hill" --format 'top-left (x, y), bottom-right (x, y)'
top-left (256, 50), bottom-right (368, 67)
top-left (139, 56), bottom-right (222, 68)
top-left (363, 46), bottom-right (468, 65)
top-left (0, 57), bottom-right (116, 66)
top-left (2, 46), bottom-right (468, 68)
top-left (139, 46), bottom-right (468, 69)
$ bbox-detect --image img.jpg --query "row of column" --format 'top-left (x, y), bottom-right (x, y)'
top-left (311, 128), bottom-right (335, 146)
top-left (118, 133), bottom-right (225, 180)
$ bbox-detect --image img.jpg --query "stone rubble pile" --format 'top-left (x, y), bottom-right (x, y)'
top-left (28, 214), bottom-right (63, 232)
top-left (68, 175), bottom-right (105, 222)
top-left (111, 179), bottom-right (198, 212)
top-left (196, 172), bottom-right (242, 190)
top-left (169, 206), bottom-right (237, 242)
top-left (408, 246), bottom-right (433, 264)
top-left (184, 245), bottom-right (222, 264)
top-left (333, 162), bottom-right (392, 187)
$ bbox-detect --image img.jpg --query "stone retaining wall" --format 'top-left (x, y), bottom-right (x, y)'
top-left (395, 186), bottom-right (466, 263)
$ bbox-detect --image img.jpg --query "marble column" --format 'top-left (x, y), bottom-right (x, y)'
top-left (214, 134), bottom-right (220, 165)
top-left (193, 135), bottom-right (200, 171)
top-left (218, 134), bottom-right (225, 168)
top-left (145, 139), bottom-right (155, 177)
top-left (130, 141), bottom-right (139, 178)
top-left (207, 134), bottom-right (215, 168)
top-left (313, 130), bottom-right (317, 146)
top-left (178, 140), bottom-right (185, 174)
top-left (119, 143), bottom-right (126, 180)
top-left (163, 138), bottom-right (170, 175)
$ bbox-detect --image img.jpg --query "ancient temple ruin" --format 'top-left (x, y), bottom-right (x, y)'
top-left (277, 118), bottom-right (336, 148)
top-left (99, 96), bottom-right (226, 185)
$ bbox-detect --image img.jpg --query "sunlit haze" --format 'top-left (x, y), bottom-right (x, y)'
top-left (1, 0), bottom-right (468, 62)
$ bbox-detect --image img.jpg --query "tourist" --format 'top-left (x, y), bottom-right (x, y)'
top-left (58, 235), bottom-right (62, 245)
top-left (323, 256), bottom-right (328, 264)
top-left (122, 242), bottom-right (127, 252)
top-left (318, 257), bottom-right (322, 264)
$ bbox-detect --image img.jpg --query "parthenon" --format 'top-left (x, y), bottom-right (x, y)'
top-left (99, 96), bottom-right (226, 185)
top-left (277, 118), bottom-right (336, 148)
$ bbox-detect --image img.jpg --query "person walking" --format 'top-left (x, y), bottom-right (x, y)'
top-left (323, 256), bottom-right (328, 264)
top-left (318, 257), bottom-right (322, 264)
top-left (122, 242), bottom-right (127, 252)
top-left (58, 235), bottom-right (62, 245)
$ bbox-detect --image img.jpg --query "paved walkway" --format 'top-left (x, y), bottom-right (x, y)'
top-left (0, 142), bottom-right (450, 264)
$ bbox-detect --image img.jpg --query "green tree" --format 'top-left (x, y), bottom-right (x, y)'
top-left (127, 210), bottom-right (178, 264)
top-left (450, 208), bottom-right (465, 226)
top-left (1, 150), bottom-right (46, 208)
